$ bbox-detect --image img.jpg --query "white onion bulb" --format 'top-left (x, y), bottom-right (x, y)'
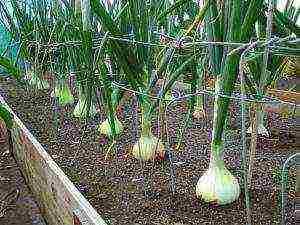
top-left (132, 134), bottom-right (164, 161)
top-left (99, 116), bottom-right (123, 137)
top-left (196, 143), bottom-right (240, 205)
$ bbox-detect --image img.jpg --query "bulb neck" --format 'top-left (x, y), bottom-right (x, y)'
top-left (108, 114), bottom-right (118, 124)
top-left (141, 113), bottom-right (152, 137)
top-left (209, 141), bottom-right (225, 168)
top-left (257, 106), bottom-right (265, 126)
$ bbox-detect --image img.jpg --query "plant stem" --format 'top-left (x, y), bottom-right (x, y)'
top-left (248, 102), bottom-right (259, 186)
top-left (211, 52), bottom-right (240, 143)
top-left (195, 58), bottom-right (206, 116)
top-left (205, 0), bottom-right (223, 76)
top-left (141, 107), bottom-right (151, 137)
top-left (209, 140), bottom-right (221, 162)
top-left (158, 101), bottom-right (167, 142)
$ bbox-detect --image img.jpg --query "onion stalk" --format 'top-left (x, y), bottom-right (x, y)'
top-left (196, 75), bottom-right (240, 205)
top-left (193, 57), bottom-right (206, 119)
top-left (73, 0), bottom-right (96, 120)
top-left (195, 0), bottom-right (265, 205)
top-left (98, 87), bottom-right (124, 137)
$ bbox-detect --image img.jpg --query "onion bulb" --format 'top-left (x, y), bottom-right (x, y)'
top-left (28, 71), bottom-right (49, 90)
top-left (247, 108), bottom-right (269, 137)
top-left (196, 142), bottom-right (240, 205)
top-left (132, 133), bottom-right (165, 161)
top-left (52, 82), bottom-right (74, 106)
top-left (98, 116), bottom-right (123, 137)
top-left (132, 106), bottom-right (165, 161)
top-left (73, 96), bottom-right (97, 119)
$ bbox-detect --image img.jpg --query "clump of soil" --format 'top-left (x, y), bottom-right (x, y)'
top-left (0, 78), bottom-right (297, 225)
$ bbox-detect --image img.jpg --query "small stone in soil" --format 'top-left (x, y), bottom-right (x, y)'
top-left (98, 194), bottom-right (109, 199)
top-left (144, 190), bottom-right (161, 199)
top-left (51, 154), bottom-right (59, 159)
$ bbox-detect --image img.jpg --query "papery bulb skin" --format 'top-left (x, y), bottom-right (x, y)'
top-left (196, 143), bottom-right (240, 205)
top-left (99, 116), bottom-right (123, 137)
top-left (196, 163), bottom-right (240, 205)
top-left (132, 134), bottom-right (165, 161)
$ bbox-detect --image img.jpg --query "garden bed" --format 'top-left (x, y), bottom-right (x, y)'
top-left (0, 78), bottom-right (297, 225)
top-left (0, 87), bottom-right (106, 225)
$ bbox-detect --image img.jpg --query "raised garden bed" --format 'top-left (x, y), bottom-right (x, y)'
top-left (0, 79), bottom-right (297, 225)
top-left (0, 93), bottom-right (106, 225)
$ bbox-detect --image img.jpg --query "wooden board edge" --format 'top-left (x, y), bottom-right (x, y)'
top-left (0, 95), bottom-right (107, 225)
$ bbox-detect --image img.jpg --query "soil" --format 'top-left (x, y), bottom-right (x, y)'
top-left (0, 126), bottom-right (46, 225)
top-left (0, 78), bottom-right (297, 225)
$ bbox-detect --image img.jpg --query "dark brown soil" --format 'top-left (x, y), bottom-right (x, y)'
top-left (0, 128), bottom-right (46, 225)
top-left (0, 78), bottom-right (297, 225)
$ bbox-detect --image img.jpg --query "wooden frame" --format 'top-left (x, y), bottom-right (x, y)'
top-left (0, 95), bottom-right (107, 225)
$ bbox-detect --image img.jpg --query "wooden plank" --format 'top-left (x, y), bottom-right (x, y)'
top-left (0, 119), bottom-right (7, 143)
top-left (0, 95), bottom-right (107, 225)
top-left (264, 89), bottom-right (299, 117)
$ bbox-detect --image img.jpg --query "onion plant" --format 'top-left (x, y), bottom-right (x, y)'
top-left (195, 0), bottom-right (299, 205)
top-left (0, 104), bottom-right (13, 129)
top-left (10, 0), bottom-right (51, 89)
top-left (244, 0), bottom-right (300, 186)
top-left (90, 0), bottom-right (201, 160)
top-left (86, 0), bottom-right (300, 203)
top-left (98, 87), bottom-right (124, 137)
top-left (247, 1), bottom-right (300, 137)
top-left (0, 55), bottom-right (22, 80)
top-left (0, 0), bottom-right (298, 207)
